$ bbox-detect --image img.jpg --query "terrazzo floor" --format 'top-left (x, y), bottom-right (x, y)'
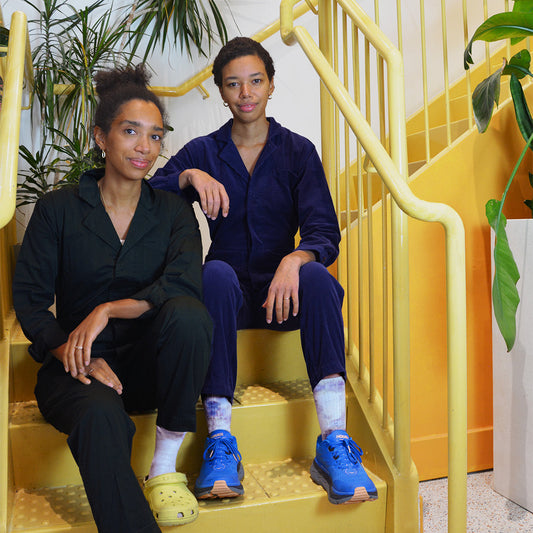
top-left (419, 470), bottom-right (533, 532)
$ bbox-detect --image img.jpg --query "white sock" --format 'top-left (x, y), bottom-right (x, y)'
top-left (148, 426), bottom-right (186, 479)
top-left (313, 376), bottom-right (346, 439)
top-left (203, 396), bottom-right (232, 434)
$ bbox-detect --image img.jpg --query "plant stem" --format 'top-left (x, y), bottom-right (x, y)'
top-left (495, 130), bottom-right (533, 234)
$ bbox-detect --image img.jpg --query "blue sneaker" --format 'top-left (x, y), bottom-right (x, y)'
top-left (310, 430), bottom-right (378, 504)
top-left (194, 430), bottom-right (244, 499)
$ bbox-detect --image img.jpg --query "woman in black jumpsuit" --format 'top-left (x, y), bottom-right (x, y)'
top-left (13, 65), bottom-right (212, 532)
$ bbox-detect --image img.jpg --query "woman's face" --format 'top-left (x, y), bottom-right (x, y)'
top-left (219, 54), bottom-right (274, 125)
top-left (94, 98), bottom-right (163, 183)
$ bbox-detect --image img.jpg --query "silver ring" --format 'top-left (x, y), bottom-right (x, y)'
top-left (88, 367), bottom-right (94, 375)
top-left (75, 346), bottom-right (83, 350)
top-left (284, 297), bottom-right (290, 300)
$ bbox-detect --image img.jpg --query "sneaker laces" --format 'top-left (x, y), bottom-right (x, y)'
top-left (204, 436), bottom-right (242, 466)
top-left (328, 438), bottom-right (363, 469)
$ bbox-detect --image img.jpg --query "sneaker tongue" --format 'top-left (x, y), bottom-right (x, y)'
top-left (330, 430), bottom-right (349, 442)
top-left (212, 432), bottom-right (225, 439)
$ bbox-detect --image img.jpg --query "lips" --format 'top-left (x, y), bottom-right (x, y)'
top-left (130, 158), bottom-right (151, 169)
top-left (238, 103), bottom-right (256, 112)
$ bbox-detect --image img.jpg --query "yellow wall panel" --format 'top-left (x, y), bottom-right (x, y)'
top-left (407, 89), bottom-right (532, 480)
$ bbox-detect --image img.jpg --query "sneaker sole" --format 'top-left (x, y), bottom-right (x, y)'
top-left (195, 462), bottom-right (245, 500)
top-left (310, 462), bottom-right (378, 504)
top-left (196, 480), bottom-right (244, 499)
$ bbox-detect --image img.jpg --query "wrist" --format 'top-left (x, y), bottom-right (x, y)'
top-left (97, 302), bottom-right (113, 319)
top-left (288, 250), bottom-right (315, 267)
top-left (179, 169), bottom-right (194, 189)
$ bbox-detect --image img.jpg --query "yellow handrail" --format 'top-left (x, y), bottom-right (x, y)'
top-left (281, 1), bottom-right (467, 531)
top-left (0, 11), bottom-right (29, 230)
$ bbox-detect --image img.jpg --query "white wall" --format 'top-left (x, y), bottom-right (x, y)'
top-left (3, 0), bottom-right (510, 155)
top-left (2, 0), bottom-right (511, 239)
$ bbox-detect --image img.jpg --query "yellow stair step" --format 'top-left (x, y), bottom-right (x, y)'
top-left (406, 118), bottom-right (470, 162)
top-left (9, 380), bottom-right (324, 489)
top-left (10, 458), bottom-right (386, 533)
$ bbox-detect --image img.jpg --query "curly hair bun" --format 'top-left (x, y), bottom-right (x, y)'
top-left (94, 64), bottom-right (151, 97)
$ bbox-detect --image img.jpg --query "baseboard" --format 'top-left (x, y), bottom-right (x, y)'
top-left (413, 426), bottom-right (493, 481)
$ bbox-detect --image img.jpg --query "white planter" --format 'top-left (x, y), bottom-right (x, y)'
top-left (492, 218), bottom-right (533, 512)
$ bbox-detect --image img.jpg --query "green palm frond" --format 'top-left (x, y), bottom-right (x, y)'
top-left (127, 0), bottom-right (228, 60)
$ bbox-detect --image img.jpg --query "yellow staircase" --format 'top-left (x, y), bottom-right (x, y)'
top-left (1, 1), bottom-right (473, 532)
top-left (7, 326), bottom-right (388, 533)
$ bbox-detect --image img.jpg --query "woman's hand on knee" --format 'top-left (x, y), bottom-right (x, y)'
top-left (263, 251), bottom-right (316, 324)
top-left (263, 256), bottom-right (301, 324)
top-left (63, 304), bottom-right (112, 378)
top-left (78, 358), bottom-right (123, 395)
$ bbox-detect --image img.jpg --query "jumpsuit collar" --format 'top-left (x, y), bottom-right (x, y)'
top-left (78, 169), bottom-right (160, 252)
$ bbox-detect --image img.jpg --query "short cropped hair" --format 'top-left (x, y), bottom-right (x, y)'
top-left (212, 37), bottom-right (275, 87)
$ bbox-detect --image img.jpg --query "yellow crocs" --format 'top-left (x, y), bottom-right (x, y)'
top-left (143, 472), bottom-right (199, 526)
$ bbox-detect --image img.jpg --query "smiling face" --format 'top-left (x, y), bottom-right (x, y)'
top-left (94, 98), bottom-right (164, 183)
top-left (219, 54), bottom-right (274, 126)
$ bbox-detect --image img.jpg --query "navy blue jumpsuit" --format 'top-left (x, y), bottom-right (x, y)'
top-left (150, 118), bottom-right (345, 398)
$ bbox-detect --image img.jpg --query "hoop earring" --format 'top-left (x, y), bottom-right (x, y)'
top-left (223, 102), bottom-right (229, 107)
top-left (102, 150), bottom-right (106, 159)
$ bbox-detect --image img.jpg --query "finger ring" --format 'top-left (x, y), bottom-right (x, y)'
top-left (75, 346), bottom-right (83, 350)
top-left (284, 297), bottom-right (290, 300)
top-left (88, 367), bottom-right (94, 375)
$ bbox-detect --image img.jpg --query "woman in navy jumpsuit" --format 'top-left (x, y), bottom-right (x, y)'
top-left (150, 37), bottom-right (378, 505)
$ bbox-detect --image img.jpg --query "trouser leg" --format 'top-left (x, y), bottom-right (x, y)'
top-left (35, 360), bottom-right (160, 533)
top-left (153, 295), bottom-right (212, 431)
top-left (298, 262), bottom-right (346, 389)
top-left (120, 295), bottom-right (213, 432)
top-left (200, 260), bottom-right (243, 399)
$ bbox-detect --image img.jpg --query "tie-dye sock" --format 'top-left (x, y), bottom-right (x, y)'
top-left (203, 395), bottom-right (232, 434)
top-left (313, 375), bottom-right (346, 439)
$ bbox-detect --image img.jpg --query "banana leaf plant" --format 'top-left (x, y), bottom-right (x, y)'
top-left (464, 0), bottom-right (533, 351)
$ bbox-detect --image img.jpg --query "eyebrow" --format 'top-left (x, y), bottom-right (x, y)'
top-left (224, 72), bottom-right (265, 81)
top-left (120, 119), bottom-right (164, 133)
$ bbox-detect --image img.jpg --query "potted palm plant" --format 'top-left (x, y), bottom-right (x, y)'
top-left (17, 0), bottom-right (227, 205)
top-left (464, 0), bottom-right (533, 512)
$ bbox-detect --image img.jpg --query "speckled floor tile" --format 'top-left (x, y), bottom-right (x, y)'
top-left (419, 470), bottom-right (533, 532)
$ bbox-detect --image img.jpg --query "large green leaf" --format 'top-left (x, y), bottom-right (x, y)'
top-left (471, 50), bottom-right (533, 133)
top-left (472, 63), bottom-right (504, 132)
top-left (513, 0), bottom-right (533, 44)
top-left (486, 199), bottom-right (520, 351)
top-left (510, 73), bottom-right (533, 147)
top-left (514, 0), bottom-right (533, 12)
top-left (464, 12), bottom-right (533, 69)
top-left (503, 49), bottom-right (533, 79)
